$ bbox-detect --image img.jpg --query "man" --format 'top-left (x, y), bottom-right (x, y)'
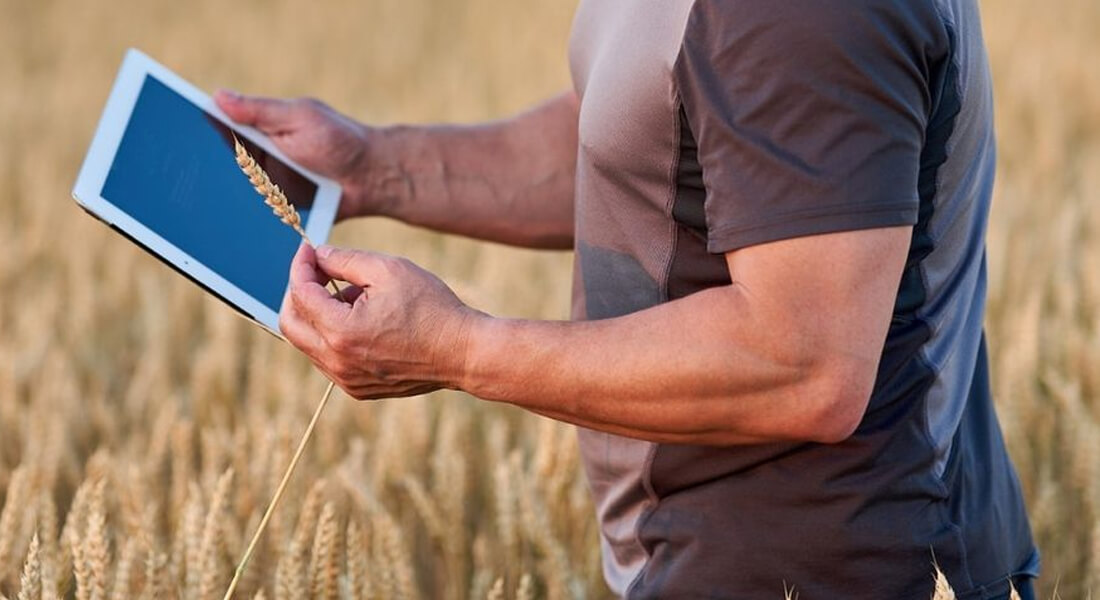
top-left (216, 0), bottom-right (1039, 596)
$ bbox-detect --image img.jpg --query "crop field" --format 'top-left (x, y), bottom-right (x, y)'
top-left (0, 0), bottom-right (1097, 598)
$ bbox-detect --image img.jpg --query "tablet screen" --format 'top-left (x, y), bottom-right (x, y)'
top-left (101, 74), bottom-right (316, 313)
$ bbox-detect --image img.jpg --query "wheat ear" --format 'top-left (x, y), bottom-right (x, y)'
top-left (485, 577), bottom-right (504, 600)
top-left (931, 565), bottom-right (956, 600)
top-left (223, 136), bottom-right (342, 600)
top-left (233, 137), bottom-right (309, 243)
top-left (16, 532), bottom-right (42, 600)
top-left (199, 469), bottom-right (234, 600)
top-left (84, 480), bottom-right (110, 600)
top-left (308, 502), bottom-right (339, 600)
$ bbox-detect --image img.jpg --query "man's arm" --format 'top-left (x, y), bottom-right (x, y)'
top-left (459, 226), bottom-right (909, 445)
top-left (216, 90), bottom-right (579, 249)
top-left (360, 92), bottom-right (579, 249)
top-left (280, 225), bottom-right (910, 446)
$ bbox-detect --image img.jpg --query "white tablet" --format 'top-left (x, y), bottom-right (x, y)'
top-left (73, 48), bottom-right (340, 336)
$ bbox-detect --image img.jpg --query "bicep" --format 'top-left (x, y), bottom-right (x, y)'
top-left (723, 225), bottom-right (911, 382)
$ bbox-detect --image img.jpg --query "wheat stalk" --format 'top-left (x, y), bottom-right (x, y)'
top-left (16, 533), bottom-right (41, 600)
top-left (182, 484), bottom-right (205, 595)
top-left (517, 473), bottom-right (572, 600)
top-left (293, 481), bottom-right (327, 554)
top-left (0, 466), bottom-right (31, 576)
top-left (223, 136), bottom-right (343, 600)
top-left (345, 519), bottom-right (370, 600)
top-left (931, 565), bottom-right (956, 600)
top-left (141, 547), bottom-right (168, 600)
top-left (515, 573), bottom-right (533, 600)
top-left (199, 469), bottom-right (234, 600)
top-left (308, 502), bottom-right (339, 600)
top-left (401, 477), bottom-right (446, 546)
top-left (84, 481), bottom-right (110, 600)
top-left (36, 492), bottom-right (60, 600)
top-left (485, 577), bottom-right (504, 600)
top-left (273, 538), bottom-right (306, 600)
top-left (109, 537), bottom-right (137, 600)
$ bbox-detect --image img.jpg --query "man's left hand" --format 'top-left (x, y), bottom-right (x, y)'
top-left (280, 243), bottom-right (479, 399)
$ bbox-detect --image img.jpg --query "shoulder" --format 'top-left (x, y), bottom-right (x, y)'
top-left (675, 0), bottom-right (952, 78)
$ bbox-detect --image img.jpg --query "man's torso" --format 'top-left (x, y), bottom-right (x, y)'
top-left (567, 1), bottom-right (1038, 597)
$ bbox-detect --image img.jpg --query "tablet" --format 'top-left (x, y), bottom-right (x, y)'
top-left (72, 48), bottom-right (340, 336)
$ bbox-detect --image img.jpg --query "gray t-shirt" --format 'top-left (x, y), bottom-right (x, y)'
top-left (567, 0), bottom-right (1038, 597)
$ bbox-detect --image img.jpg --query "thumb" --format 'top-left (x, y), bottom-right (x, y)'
top-left (215, 89), bottom-right (296, 134)
top-left (315, 245), bottom-right (387, 288)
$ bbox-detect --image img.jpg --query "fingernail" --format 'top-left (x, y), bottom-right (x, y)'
top-left (219, 88), bottom-right (241, 101)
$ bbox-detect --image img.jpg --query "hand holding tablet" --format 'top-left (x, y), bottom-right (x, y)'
top-left (72, 49), bottom-right (342, 335)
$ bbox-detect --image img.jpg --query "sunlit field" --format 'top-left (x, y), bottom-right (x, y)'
top-left (0, 0), bottom-right (1097, 598)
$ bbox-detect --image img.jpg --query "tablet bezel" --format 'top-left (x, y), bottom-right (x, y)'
top-left (72, 48), bottom-right (340, 337)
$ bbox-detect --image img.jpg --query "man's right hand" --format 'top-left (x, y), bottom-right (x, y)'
top-left (215, 90), bottom-right (377, 221)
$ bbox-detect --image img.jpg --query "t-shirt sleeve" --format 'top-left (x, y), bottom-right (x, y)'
top-left (673, 0), bottom-right (947, 254)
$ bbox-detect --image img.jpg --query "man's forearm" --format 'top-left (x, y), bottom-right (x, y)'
top-left (458, 285), bottom-right (874, 446)
top-left (356, 92), bottom-right (579, 249)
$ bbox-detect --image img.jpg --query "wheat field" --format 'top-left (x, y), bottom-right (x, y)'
top-left (0, 0), bottom-right (1097, 598)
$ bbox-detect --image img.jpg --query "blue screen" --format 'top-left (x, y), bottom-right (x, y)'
top-left (101, 75), bottom-right (317, 314)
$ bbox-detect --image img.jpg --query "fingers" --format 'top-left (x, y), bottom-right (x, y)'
top-left (215, 89), bottom-right (297, 134)
top-left (280, 253), bottom-right (327, 351)
top-left (289, 244), bottom-right (363, 304)
top-left (279, 301), bottom-right (326, 351)
top-left (335, 284), bottom-right (364, 303)
top-left (288, 243), bottom-right (351, 331)
top-left (290, 243), bottom-right (329, 287)
top-left (314, 245), bottom-right (391, 288)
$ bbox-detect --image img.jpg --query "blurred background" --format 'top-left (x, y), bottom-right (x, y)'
top-left (0, 0), bottom-right (1097, 598)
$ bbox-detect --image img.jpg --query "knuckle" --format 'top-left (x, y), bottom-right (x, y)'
top-left (327, 330), bottom-right (353, 354)
top-left (380, 256), bottom-right (404, 276)
top-left (289, 285), bottom-right (309, 311)
top-left (337, 251), bottom-right (360, 272)
top-left (295, 97), bottom-right (327, 113)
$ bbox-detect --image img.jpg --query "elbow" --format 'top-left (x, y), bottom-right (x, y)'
top-left (807, 402), bottom-right (863, 445)
top-left (799, 362), bottom-right (876, 445)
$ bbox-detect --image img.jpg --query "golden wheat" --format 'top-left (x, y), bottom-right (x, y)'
top-left (345, 519), bottom-right (371, 600)
top-left (274, 538), bottom-right (306, 600)
top-left (309, 502), bottom-right (340, 600)
top-left (15, 533), bottom-right (41, 600)
top-left (0, 467), bottom-right (30, 578)
top-left (223, 134), bottom-right (345, 600)
top-left (141, 547), bottom-right (168, 600)
top-left (486, 576), bottom-right (504, 600)
top-left (82, 481), bottom-right (110, 600)
top-left (233, 138), bottom-right (308, 242)
top-left (109, 536), bottom-right (137, 600)
top-left (181, 483), bottom-right (205, 595)
top-left (515, 573), bottom-right (533, 600)
top-left (0, 0), bottom-right (1096, 598)
top-left (199, 469), bottom-right (234, 600)
top-left (931, 566), bottom-right (956, 600)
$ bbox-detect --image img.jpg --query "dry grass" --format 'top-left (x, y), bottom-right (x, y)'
top-left (0, 0), bottom-right (1097, 598)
